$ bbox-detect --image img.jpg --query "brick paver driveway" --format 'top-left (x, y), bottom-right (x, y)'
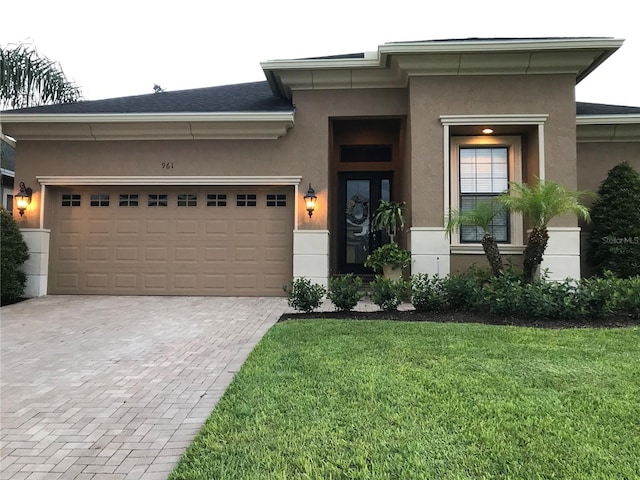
top-left (1, 295), bottom-right (287, 479)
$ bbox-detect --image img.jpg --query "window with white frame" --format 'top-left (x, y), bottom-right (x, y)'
top-left (450, 136), bottom-right (523, 246)
top-left (459, 147), bottom-right (509, 242)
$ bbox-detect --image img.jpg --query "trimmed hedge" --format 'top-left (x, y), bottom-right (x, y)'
top-left (287, 270), bottom-right (639, 320)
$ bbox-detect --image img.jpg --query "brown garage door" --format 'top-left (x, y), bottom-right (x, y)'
top-left (48, 186), bottom-right (293, 296)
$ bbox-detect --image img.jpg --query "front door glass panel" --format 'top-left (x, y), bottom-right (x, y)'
top-left (339, 172), bottom-right (392, 274)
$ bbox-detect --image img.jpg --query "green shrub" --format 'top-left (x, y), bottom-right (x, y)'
top-left (481, 274), bottom-right (524, 317)
top-left (442, 267), bottom-right (490, 312)
top-left (411, 273), bottom-right (448, 312)
top-left (615, 275), bottom-right (640, 318)
top-left (369, 276), bottom-right (410, 312)
top-left (520, 280), bottom-right (580, 320)
top-left (587, 162), bottom-right (640, 278)
top-left (283, 277), bottom-right (326, 313)
top-left (1, 207), bottom-right (29, 305)
top-left (328, 274), bottom-right (363, 312)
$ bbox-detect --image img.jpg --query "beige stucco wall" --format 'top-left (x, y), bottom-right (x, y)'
top-left (577, 142), bottom-right (640, 195)
top-left (450, 253), bottom-right (524, 274)
top-left (14, 136), bottom-right (328, 230)
top-left (407, 74), bottom-right (578, 227)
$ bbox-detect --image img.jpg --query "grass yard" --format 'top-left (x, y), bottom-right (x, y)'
top-left (170, 321), bottom-right (640, 479)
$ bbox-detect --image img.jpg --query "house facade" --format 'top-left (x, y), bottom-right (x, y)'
top-left (1, 38), bottom-right (639, 297)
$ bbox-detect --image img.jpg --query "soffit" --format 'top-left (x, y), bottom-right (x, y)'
top-left (0, 112), bottom-right (295, 141)
top-left (262, 38), bottom-right (623, 99)
top-left (576, 114), bottom-right (640, 142)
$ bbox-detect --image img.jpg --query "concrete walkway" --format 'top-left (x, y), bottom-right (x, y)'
top-left (1, 296), bottom-right (287, 480)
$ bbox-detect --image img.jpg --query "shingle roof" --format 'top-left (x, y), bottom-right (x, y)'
top-left (577, 102), bottom-right (640, 115)
top-left (2, 81), bottom-right (293, 114)
top-left (3, 79), bottom-right (638, 118)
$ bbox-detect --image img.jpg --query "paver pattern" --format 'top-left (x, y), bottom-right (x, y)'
top-left (1, 295), bottom-right (286, 479)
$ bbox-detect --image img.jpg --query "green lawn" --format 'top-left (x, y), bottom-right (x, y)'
top-left (170, 321), bottom-right (640, 480)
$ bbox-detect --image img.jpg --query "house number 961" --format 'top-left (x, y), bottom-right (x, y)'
top-left (162, 162), bottom-right (174, 169)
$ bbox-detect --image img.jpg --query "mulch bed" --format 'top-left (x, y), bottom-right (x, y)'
top-left (279, 310), bottom-right (640, 329)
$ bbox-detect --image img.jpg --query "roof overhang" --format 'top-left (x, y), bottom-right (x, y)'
top-left (261, 38), bottom-right (624, 99)
top-left (577, 114), bottom-right (640, 142)
top-left (0, 112), bottom-right (295, 141)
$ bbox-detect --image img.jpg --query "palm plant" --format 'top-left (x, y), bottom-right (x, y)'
top-left (446, 200), bottom-right (506, 277)
top-left (1, 43), bottom-right (81, 110)
top-left (372, 200), bottom-right (406, 243)
top-left (499, 179), bottom-right (591, 283)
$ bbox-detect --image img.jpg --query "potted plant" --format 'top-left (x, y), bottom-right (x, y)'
top-left (366, 200), bottom-right (411, 279)
top-left (372, 200), bottom-right (406, 243)
top-left (365, 242), bottom-right (411, 279)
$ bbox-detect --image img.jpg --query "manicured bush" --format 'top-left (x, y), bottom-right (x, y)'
top-left (327, 274), bottom-right (363, 312)
top-left (615, 275), bottom-right (640, 318)
top-left (369, 276), bottom-right (410, 312)
top-left (1, 207), bottom-right (29, 305)
top-left (575, 274), bottom-right (618, 320)
top-left (587, 162), bottom-right (640, 278)
top-left (480, 274), bottom-right (524, 317)
top-left (520, 280), bottom-right (580, 320)
top-left (283, 277), bottom-right (326, 313)
top-left (442, 267), bottom-right (490, 313)
top-left (411, 273), bottom-right (448, 312)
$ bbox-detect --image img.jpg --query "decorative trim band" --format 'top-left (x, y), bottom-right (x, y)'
top-left (36, 175), bottom-right (303, 186)
top-left (440, 114), bottom-right (548, 125)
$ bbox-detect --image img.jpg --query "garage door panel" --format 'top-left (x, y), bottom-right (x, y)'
top-left (88, 220), bottom-right (110, 234)
top-left (49, 186), bottom-right (293, 296)
top-left (87, 246), bottom-right (110, 261)
top-left (116, 219), bottom-right (139, 234)
top-left (115, 246), bottom-right (139, 262)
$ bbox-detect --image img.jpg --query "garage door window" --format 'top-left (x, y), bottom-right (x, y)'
top-left (61, 194), bottom-right (81, 207)
top-left (177, 194), bottom-right (197, 207)
top-left (207, 194), bottom-right (227, 206)
top-left (237, 194), bottom-right (257, 207)
top-left (148, 194), bottom-right (168, 207)
top-left (267, 194), bottom-right (287, 207)
top-left (119, 194), bottom-right (139, 207)
top-left (90, 194), bottom-right (110, 207)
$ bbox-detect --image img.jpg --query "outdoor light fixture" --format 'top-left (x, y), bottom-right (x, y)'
top-left (15, 182), bottom-right (33, 217)
top-left (303, 183), bottom-right (317, 218)
top-left (482, 128), bottom-right (494, 134)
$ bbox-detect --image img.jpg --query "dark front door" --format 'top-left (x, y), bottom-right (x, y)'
top-left (338, 172), bottom-right (392, 274)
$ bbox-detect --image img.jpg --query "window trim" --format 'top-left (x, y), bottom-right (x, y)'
top-left (450, 136), bottom-right (523, 248)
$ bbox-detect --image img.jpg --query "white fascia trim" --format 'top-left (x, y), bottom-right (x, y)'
top-left (576, 114), bottom-right (640, 125)
top-left (0, 131), bottom-right (17, 147)
top-left (36, 175), bottom-right (303, 186)
top-left (0, 112), bottom-right (295, 124)
top-left (260, 51), bottom-right (382, 71)
top-left (1, 168), bottom-right (15, 177)
top-left (441, 114), bottom-right (549, 125)
top-left (381, 38), bottom-right (623, 54)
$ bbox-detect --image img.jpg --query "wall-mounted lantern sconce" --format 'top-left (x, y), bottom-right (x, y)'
top-left (15, 182), bottom-right (33, 217)
top-left (303, 183), bottom-right (317, 218)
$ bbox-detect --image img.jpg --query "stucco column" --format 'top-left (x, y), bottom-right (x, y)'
top-left (410, 227), bottom-right (450, 277)
top-left (292, 230), bottom-right (330, 287)
top-left (19, 228), bottom-right (50, 297)
top-left (539, 227), bottom-right (581, 280)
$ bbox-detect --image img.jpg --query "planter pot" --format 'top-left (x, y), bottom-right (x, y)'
top-left (382, 265), bottom-right (403, 280)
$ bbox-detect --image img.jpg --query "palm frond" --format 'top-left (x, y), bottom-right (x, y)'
top-left (445, 199), bottom-right (505, 237)
top-left (499, 178), bottom-right (592, 228)
top-left (1, 42), bottom-right (81, 109)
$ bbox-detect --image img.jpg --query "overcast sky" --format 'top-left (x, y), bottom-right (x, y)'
top-left (3, 0), bottom-right (639, 107)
